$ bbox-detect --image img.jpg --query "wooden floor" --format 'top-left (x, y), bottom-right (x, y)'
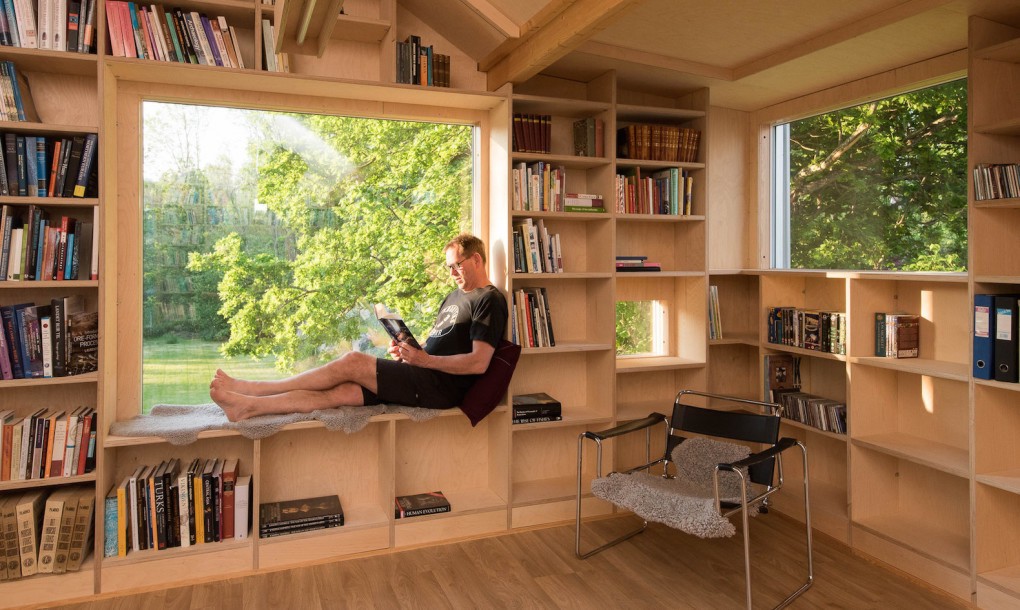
top-left (45, 514), bottom-right (972, 610)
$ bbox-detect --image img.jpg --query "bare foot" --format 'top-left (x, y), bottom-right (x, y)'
top-left (210, 385), bottom-right (255, 421)
top-left (212, 368), bottom-right (277, 397)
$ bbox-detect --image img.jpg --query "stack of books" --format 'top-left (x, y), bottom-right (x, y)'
top-left (394, 491), bottom-right (450, 518)
top-left (708, 285), bottom-right (722, 340)
top-left (259, 494), bottom-right (343, 538)
top-left (874, 313), bottom-right (919, 358)
top-left (617, 123), bottom-right (701, 162)
top-left (616, 256), bottom-right (661, 272)
top-left (512, 217), bottom-right (562, 274)
top-left (512, 392), bottom-right (562, 424)
top-left (564, 193), bottom-right (605, 213)
top-left (0, 406), bottom-right (96, 480)
top-left (511, 161), bottom-right (565, 211)
top-left (106, 2), bottom-right (247, 68)
top-left (511, 287), bottom-right (555, 348)
top-left (0, 0), bottom-right (99, 53)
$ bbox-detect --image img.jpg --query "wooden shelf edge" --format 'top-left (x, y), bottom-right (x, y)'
top-left (851, 434), bottom-right (969, 478)
top-left (848, 356), bottom-right (968, 381)
top-left (102, 537), bottom-right (253, 566)
top-left (0, 371), bottom-right (99, 388)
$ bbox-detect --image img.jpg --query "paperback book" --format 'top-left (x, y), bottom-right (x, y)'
top-left (374, 303), bottom-right (421, 349)
top-left (394, 491), bottom-right (450, 518)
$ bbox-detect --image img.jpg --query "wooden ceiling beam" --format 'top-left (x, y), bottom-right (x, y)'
top-left (732, 0), bottom-right (956, 80)
top-left (483, 0), bottom-right (640, 90)
top-left (575, 40), bottom-right (735, 81)
top-left (457, 0), bottom-right (520, 39)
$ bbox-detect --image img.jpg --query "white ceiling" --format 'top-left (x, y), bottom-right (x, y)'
top-left (412, 0), bottom-right (1020, 110)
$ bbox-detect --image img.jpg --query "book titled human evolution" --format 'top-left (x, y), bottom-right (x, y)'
top-left (394, 491), bottom-right (451, 518)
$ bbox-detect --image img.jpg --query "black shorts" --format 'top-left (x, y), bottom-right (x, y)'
top-left (361, 358), bottom-right (466, 409)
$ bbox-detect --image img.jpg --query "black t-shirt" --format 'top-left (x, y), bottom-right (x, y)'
top-left (424, 284), bottom-right (508, 356)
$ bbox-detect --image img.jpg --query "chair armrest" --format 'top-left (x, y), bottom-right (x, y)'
top-left (582, 413), bottom-right (668, 442)
top-left (718, 437), bottom-right (798, 471)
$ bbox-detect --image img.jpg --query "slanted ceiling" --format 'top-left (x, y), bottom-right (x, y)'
top-left (405, 0), bottom-right (1020, 110)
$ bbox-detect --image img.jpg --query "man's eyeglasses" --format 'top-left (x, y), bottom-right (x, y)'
top-left (443, 257), bottom-right (471, 273)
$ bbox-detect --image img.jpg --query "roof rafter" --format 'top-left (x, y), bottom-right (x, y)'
top-left (457, 0), bottom-right (520, 39)
top-left (482, 0), bottom-right (640, 90)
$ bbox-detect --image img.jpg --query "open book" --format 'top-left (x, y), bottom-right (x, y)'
top-left (374, 303), bottom-right (422, 349)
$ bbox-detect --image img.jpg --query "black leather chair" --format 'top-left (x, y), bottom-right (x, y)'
top-left (575, 390), bottom-right (813, 609)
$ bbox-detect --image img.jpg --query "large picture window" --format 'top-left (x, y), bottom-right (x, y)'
top-left (142, 102), bottom-right (474, 411)
top-left (771, 79), bottom-right (967, 271)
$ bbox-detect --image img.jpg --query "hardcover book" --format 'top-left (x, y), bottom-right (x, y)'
top-left (374, 303), bottom-right (421, 349)
top-left (259, 494), bottom-right (343, 533)
top-left (394, 491), bottom-right (451, 518)
top-left (511, 392), bottom-right (562, 423)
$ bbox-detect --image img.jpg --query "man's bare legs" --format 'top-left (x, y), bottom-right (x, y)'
top-left (210, 351), bottom-right (379, 421)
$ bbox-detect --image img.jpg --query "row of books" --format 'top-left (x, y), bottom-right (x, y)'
top-left (106, 457), bottom-right (250, 557)
top-left (512, 217), bottom-right (562, 274)
top-left (260, 494), bottom-right (343, 537)
top-left (511, 392), bottom-right (562, 424)
top-left (617, 124), bottom-right (701, 163)
top-left (106, 1), bottom-right (246, 69)
top-left (974, 294), bottom-right (1020, 382)
top-left (614, 167), bottom-right (694, 215)
top-left (0, 62), bottom-right (33, 122)
top-left (260, 18), bottom-right (288, 73)
top-left (512, 113), bottom-right (551, 154)
top-left (573, 117), bottom-right (605, 158)
top-left (973, 162), bottom-right (1020, 201)
top-left (0, 132), bottom-right (98, 199)
top-left (766, 306), bottom-right (847, 355)
top-left (511, 161), bottom-right (566, 212)
top-left (1, 297), bottom-right (98, 379)
top-left (0, 406), bottom-right (97, 482)
top-left (615, 255), bottom-right (660, 272)
top-left (511, 286), bottom-right (556, 348)
top-left (874, 312), bottom-right (919, 358)
top-left (2, 207), bottom-right (97, 283)
top-left (0, 485), bottom-right (94, 581)
top-left (708, 284), bottom-right (722, 340)
top-left (395, 35), bottom-right (450, 87)
top-left (0, 0), bottom-right (97, 52)
top-left (773, 389), bottom-right (847, 435)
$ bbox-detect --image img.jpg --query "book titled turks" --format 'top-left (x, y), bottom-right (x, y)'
top-left (374, 303), bottom-right (421, 349)
top-left (394, 491), bottom-right (450, 518)
top-left (512, 392), bottom-right (562, 423)
top-left (259, 494), bottom-right (343, 537)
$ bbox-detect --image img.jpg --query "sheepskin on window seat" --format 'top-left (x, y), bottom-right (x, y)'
top-left (109, 403), bottom-right (440, 446)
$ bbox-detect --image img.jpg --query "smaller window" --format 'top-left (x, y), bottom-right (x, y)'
top-left (616, 301), bottom-right (668, 356)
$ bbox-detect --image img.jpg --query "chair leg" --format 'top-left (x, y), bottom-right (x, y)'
top-left (733, 443), bottom-right (814, 610)
top-left (575, 433), bottom-right (647, 559)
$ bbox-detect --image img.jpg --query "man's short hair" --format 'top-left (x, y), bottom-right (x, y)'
top-left (446, 233), bottom-right (487, 265)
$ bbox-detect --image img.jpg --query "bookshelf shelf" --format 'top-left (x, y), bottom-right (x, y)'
top-left (332, 15), bottom-right (392, 43)
top-left (520, 342), bottom-right (613, 354)
top-left (974, 35), bottom-right (1020, 61)
top-left (614, 158), bottom-right (705, 170)
top-left (0, 558), bottom-right (96, 605)
top-left (101, 535), bottom-right (253, 566)
top-left (510, 210), bottom-right (609, 221)
top-left (708, 333), bottom-right (758, 347)
top-left (0, 280), bottom-right (99, 289)
top-left (512, 475), bottom-right (585, 506)
top-left (0, 371), bottom-right (98, 388)
top-left (0, 472), bottom-right (96, 492)
top-left (0, 48), bottom-right (97, 76)
top-left (848, 356), bottom-right (969, 381)
top-left (511, 272), bottom-right (612, 280)
top-left (614, 270), bottom-right (704, 278)
top-left (852, 434), bottom-right (969, 478)
top-left (615, 104), bottom-right (705, 122)
top-left (763, 343), bottom-right (847, 362)
top-left (615, 213), bottom-right (705, 222)
top-left (0, 196), bottom-right (99, 206)
top-left (780, 418), bottom-right (846, 441)
top-left (616, 355), bottom-right (704, 373)
top-left (0, 120), bottom-right (98, 134)
top-left (977, 566), bottom-right (1020, 605)
top-left (976, 470), bottom-right (1020, 495)
top-left (974, 274), bottom-right (1020, 285)
top-left (510, 152), bottom-right (610, 169)
top-left (853, 513), bottom-right (970, 572)
top-left (974, 197), bottom-right (1020, 208)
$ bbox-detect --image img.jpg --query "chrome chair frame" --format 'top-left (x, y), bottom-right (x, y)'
top-left (575, 390), bottom-right (814, 610)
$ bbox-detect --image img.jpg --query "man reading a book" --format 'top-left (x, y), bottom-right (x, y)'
top-left (210, 234), bottom-right (508, 421)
